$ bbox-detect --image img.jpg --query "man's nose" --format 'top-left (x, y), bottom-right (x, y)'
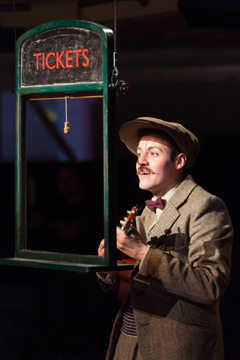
top-left (137, 152), bottom-right (148, 165)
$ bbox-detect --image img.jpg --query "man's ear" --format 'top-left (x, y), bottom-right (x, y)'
top-left (175, 153), bottom-right (187, 170)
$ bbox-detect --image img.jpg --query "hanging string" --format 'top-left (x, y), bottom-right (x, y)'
top-left (111, 0), bottom-right (119, 86)
top-left (111, 0), bottom-right (129, 95)
top-left (64, 96), bottom-right (70, 134)
top-left (12, 0), bottom-right (17, 93)
top-left (65, 96), bottom-right (68, 122)
top-left (114, 0), bottom-right (117, 55)
top-left (12, 0), bottom-right (17, 45)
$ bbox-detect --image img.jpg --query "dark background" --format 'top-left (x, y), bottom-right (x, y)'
top-left (0, 1), bottom-right (240, 359)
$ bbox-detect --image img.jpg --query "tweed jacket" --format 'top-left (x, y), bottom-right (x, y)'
top-left (103, 175), bottom-right (233, 360)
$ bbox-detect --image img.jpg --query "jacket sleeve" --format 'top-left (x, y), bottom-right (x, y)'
top-left (98, 272), bottom-right (120, 295)
top-left (132, 195), bottom-right (233, 305)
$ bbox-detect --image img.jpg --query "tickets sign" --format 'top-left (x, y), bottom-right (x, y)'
top-left (21, 27), bottom-right (103, 87)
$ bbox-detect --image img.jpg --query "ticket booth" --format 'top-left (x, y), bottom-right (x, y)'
top-left (0, 20), bottom-right (132, 272)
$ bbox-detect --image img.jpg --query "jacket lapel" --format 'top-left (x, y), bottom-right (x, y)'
top-left (149, 202), bottom-right (180, 242)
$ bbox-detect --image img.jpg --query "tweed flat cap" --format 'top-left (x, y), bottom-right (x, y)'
top-left (119, 117), bottom-right (199, 168)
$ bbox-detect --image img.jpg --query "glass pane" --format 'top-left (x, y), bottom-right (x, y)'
top-left (26, 97), bottom-right (104, 255)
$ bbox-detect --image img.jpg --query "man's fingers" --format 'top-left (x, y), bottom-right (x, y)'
top-left (98, 239), bottom-right (105, 256)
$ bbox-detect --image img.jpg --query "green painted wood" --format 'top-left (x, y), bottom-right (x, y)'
top-left (0, 19), bottom-right (121, 272)
top-left (20, 83), bottom-right (104, 96)
top-left (0, 258), bottom-right (133, 272)
top-left (15, 93), bottom-right (27, 255)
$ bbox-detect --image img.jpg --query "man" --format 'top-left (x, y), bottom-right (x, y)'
top-left (98, 117), bottom-right (233, 360)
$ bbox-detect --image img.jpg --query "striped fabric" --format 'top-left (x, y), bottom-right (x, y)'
top-left (121, 304), bottom-right (137, 337)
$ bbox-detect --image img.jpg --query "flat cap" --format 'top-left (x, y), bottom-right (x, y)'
top-left (119, 117), bottom-right (199, 168)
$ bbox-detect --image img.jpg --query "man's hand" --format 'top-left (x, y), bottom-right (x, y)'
top-left (117, 221), bottom-right (148, 260)
top-left (98, 224), bottom-right (148, 261)
top-left (98, 239), bottom-right (105, 257)
top-left (97, 239), bottom-right (117, 278)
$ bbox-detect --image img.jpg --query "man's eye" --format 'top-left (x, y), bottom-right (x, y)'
top-left (137, 152), bottom-right (142, 158)
top-left (151, 151), bottom-right (158, 156)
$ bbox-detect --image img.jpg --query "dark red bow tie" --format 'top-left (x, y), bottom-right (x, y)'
top-left (145, 197), bottom-right (165, 212)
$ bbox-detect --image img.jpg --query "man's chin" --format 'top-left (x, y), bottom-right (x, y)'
top-left (139, 182), bottom-right (151, 192)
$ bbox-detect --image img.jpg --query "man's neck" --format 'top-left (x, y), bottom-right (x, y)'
top-left (152, 178), bottom-right (182, 198)
top-left (152, 181), bottom-right (182, 202)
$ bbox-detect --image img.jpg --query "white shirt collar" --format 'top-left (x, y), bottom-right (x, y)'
top-left (152, 181), bottom-right (181, 206)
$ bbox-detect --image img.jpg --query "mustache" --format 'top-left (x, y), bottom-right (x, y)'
top-left (137, 167), bottom-right (155, 175)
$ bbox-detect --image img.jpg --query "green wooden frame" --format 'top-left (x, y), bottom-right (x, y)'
top-left (0, 20), bottom-right (132, 272)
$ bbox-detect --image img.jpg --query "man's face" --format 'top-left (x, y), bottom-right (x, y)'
top-left (136, 134), bottom-right (181, 197)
